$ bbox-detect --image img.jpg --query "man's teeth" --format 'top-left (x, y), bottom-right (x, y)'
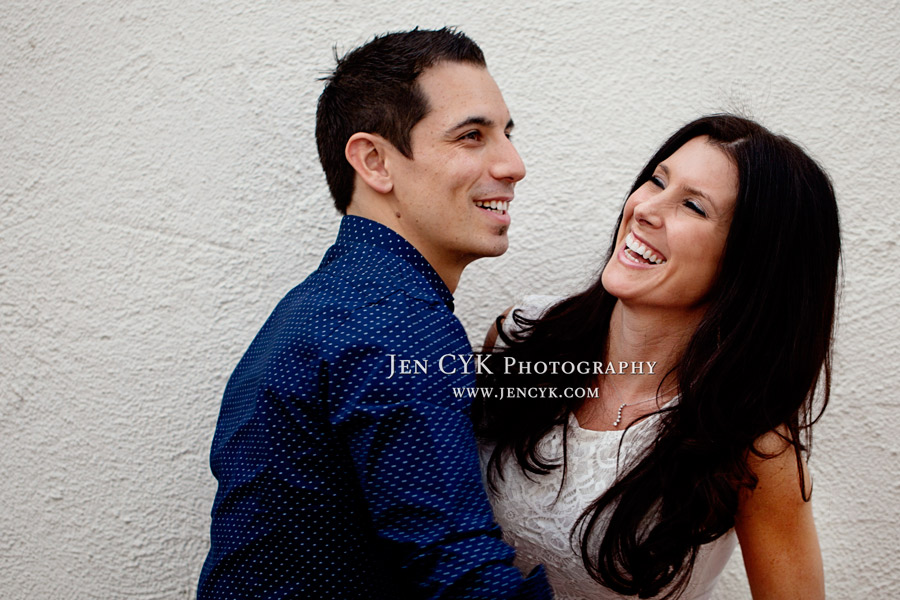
top-left (625, 232), bottom-right (666, 264)
top-left (475, 200), bottom-right (509, 213)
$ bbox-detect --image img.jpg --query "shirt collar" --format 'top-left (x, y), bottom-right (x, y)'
top-left (336, 216), bottom-right (455, 312)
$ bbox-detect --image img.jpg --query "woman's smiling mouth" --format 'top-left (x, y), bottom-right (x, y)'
top-left (624, 232), bottom-right (667, 265)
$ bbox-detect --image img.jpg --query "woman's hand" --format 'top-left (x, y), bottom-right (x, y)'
top-left (735, 431), bottom-right (824, 599)
top-left (482, 306), bottom-right (513, 353)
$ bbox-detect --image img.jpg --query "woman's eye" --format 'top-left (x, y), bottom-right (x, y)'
top-left (650, 175), bottom-right (665, 188)
top-left (684, 200), bottom-right (707, 217)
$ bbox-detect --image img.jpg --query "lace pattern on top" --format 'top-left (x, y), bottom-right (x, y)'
top-left (482, 296), bottom-right (737, 600)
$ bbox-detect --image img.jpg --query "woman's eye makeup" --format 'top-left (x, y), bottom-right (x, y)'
top-left (684, 200), bottom-right (707, 216)
top-left (648, 173), bottom-right (708, 217)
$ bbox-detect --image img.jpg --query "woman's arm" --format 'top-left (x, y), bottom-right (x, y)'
top-left (735, 431), bottom-right (824, 600)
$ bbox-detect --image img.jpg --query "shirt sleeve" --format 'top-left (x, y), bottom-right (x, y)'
top-left (325, 298), bottom-right (553, 599)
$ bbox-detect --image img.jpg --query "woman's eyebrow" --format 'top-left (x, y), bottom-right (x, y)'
top-left (659, 163), bottom-right (713, 202)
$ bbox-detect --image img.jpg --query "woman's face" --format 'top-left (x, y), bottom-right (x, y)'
top-left (601, 136), bottom-right (738, 317)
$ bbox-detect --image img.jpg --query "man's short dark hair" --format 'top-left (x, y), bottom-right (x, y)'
top-left (316, 28), bottom-right (486, 214)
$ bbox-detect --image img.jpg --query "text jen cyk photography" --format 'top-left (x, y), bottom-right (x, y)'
top-left (386, 353), bottom-right (659, 379)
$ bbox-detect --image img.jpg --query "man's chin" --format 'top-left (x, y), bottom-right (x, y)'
top-left (479, 237), bottom-right (510, 258)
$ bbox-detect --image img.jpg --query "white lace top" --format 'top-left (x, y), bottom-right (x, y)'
top-left (482, 296), bottom-right (737, 600)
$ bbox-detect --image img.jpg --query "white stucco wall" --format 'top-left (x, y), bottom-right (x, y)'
top-left (2, 1), bottom-right (898, 598)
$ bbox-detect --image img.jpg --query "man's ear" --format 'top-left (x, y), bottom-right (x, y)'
top-left (345, 133), bottom-right (393, 195)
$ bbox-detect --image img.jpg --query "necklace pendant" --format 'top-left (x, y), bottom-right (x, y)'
top-left (613, 402), bottom-right (627, 428)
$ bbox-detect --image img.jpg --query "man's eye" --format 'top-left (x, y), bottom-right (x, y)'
top-left (460, 130), bottom-right (482, 141)
top-left (684, 200), bottom-right (707, 217)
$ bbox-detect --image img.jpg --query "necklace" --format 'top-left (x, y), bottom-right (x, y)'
top-left (606, 377), bottom-right (678, 428)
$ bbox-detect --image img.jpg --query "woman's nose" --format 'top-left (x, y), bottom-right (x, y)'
top-left (632, 194), bottom-right (664, 228)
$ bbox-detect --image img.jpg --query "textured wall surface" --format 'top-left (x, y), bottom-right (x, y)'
top-left (2, 1), bottom-right (899, 598)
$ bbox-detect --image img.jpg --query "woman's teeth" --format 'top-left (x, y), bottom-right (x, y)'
top-left (625, 232), bottom-right (666, 264)
top-left (475, 199), bottom-right (509, 213)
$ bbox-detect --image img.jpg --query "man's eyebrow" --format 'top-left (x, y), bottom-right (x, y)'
top-left (446, 116), bottom-right (515, 133)
top-left (449, 116), bottom-right (493, 132)
top-left (659, 164), bottom-right (712, 202)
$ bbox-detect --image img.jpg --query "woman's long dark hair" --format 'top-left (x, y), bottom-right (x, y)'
top-left (477, 115), bottom-right (841, 599)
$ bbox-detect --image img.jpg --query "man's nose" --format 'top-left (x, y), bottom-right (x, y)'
top-left (490, 136), bottom-right (526, 183)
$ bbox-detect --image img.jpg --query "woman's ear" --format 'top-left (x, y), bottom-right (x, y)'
top-left (345, 132), bottom-right (393, 195)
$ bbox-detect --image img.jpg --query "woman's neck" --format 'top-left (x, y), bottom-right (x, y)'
top-left (602, 300), bottom-right (703, 398)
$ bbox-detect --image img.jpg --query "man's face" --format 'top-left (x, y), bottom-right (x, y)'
top-left (387, 61), bottom-right (526, 281)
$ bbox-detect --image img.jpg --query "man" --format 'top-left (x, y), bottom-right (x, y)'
top-left (198, 28), bottom-right (551, 599)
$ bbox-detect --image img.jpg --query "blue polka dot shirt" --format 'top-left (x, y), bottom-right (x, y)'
top-left (198, 216), bottom-right (551, 599)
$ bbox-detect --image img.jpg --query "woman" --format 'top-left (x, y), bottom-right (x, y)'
top-left (477, 115), bottom-right (840, 600)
